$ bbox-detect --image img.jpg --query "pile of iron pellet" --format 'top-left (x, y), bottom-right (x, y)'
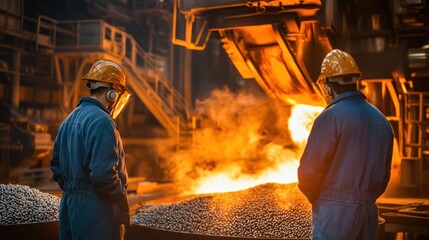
top-left (132, 182), bottom-right (312, 239)
top-left (0, 184), bottom-right (60, 224)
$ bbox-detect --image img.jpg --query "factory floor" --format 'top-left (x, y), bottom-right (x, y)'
top-left (377, 197), bottom-right (429, 240)
top-left (388, 233), bottom-right (429, 240)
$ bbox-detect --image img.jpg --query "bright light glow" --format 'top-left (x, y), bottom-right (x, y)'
top-left (163, 89), bottom-right (324, 195)
top-left (288, 104), bottom-right (324, 145)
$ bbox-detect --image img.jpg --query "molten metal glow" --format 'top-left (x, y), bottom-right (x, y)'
top-left (193, 103), bottom-right (323, 194)
top-left (194, 146), bottom-right (301, 194)
top-left (161, 89), bottom-right (324, 195)
top-left (288, 104), bottom-right (324, 145)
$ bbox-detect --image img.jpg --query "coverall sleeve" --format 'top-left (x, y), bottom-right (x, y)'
top-left (378, 131), bottom-right (394, 198)
top-left (88, 118), bottom-right (125, 201)
top-left (50, 133), bottom-right (64, 190)
top-left (298, 115), bottom-right (338, 204)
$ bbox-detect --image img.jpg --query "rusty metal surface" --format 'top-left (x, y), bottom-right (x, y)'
top-left (173, 0), bottom-right (331, 107)
top-left (179, 0), bottom-right (322, 14)
top-left (219, 21), bottom-right (330, 106)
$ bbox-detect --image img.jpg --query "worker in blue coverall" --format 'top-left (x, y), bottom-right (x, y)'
top-left (50, 59), bottom-right (133, 240)
top-left (298, 49), bottom-right (394, 240)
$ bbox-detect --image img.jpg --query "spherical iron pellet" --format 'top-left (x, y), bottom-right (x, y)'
top-left (0, 184), bottom-right (60, 224)
top-left (132, 182), bottom-right (312, 238)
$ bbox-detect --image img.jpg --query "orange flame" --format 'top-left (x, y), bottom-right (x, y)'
top-left (161, 89), bottom-right (323, 195)
top-left (193, 104), bottom-right (323, 194)
top-left (288, 104), bottom-right (324, 145)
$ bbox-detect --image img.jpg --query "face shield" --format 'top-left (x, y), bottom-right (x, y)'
top-left (110, 88), bottom-right (132, 119)
top-left (86, 81), bottom-right (132, 119)
top-left (316, 76), bottom-right (333, 105)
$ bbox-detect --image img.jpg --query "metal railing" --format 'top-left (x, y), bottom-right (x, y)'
top-left (0, 8), bottom-right (35, 37)
top-left (401, 91), bottom-right (429, 190)
top-left (41, 18), bottom-right (193, 137)
top-left (0, 12), bottom-right (55, 79)
top-left (131, 0), bottom-right (173, 11)
top-left (403, 92), bottom-right (429, 159)
top-left (1, 6), bottom-right (194, 141)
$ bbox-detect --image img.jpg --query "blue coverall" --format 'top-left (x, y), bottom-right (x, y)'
top-left (298, 91), bottom-right (394, 240)
top-left (51, 97), bottom-right (129, 240)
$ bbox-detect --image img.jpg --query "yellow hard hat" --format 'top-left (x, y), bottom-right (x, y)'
top-left (82, 59), bottom-right (127, 89)
top-left (319, 49), bottom-right (361, 83)
top-left (82, 59), bottom-right (132, 119)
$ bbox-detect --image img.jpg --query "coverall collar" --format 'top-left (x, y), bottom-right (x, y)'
top-left (78, 97), bottom-right (111, 116)
top-left (327, 91), bottom-right (366, 108)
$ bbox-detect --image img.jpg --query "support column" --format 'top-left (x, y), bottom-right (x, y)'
top-left (168, 36), bottom-right (175, 85)
top-left (183, 48), bottom-right (192, 106)
top-left (63, 58), bottom-right (71, 108)
top-left (0, 125), bottom-right (10, 183)
top-left (176, 47), bottom-right (193, 106)
top-left (11, 50), bottom-right (21, 109)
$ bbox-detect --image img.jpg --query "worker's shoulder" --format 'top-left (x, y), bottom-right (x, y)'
top-left (72, 104), bottom-right (114, 127)
top-left (317, 99), bottom-right (374, 119)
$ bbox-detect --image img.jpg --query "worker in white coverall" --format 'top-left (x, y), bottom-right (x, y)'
top-left (298, 49), bottom-right (394, 240)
